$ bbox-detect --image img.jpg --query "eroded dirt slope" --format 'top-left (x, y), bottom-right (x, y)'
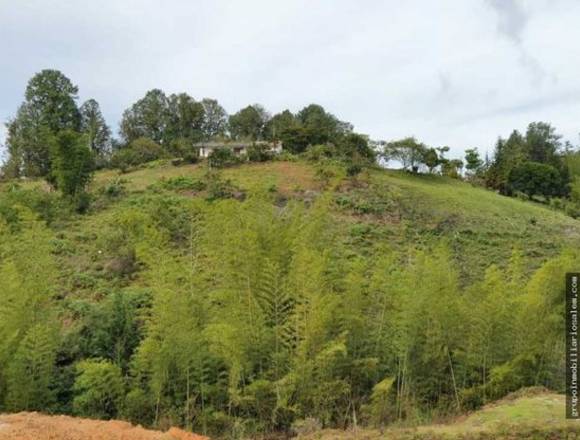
top-left (0, 412), bottom-right (208, 440)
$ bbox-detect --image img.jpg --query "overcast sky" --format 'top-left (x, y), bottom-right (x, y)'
top-left (1, 0), bottom-right (580, 159)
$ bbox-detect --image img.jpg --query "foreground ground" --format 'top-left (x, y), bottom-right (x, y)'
top-left (298, 390), bottom-right (579, 439)
top-left (0, 391), bottom-right (577, 440)
top-left (0, 412), bottom-right (208, 440)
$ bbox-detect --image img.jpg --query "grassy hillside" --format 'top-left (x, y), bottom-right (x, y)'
top-left (82, 159), bottom-right (580, 280)
top-left (296, 389), bottom-right (579, 439)
top-left (1, 159), bottom-right (578, 437)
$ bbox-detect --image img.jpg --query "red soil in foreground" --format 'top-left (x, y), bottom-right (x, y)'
top-left (0, 412), bottom-right (209, 440)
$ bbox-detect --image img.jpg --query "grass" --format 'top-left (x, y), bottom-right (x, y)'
top-left (6, 159), bottom-right (580, 285)
top-left (297, 390), bottom-right (580, 439)
top-left (94, 160), bottom-right (317, 194)
top-left (364, 168), bottom-right (580, 279)
top-left (4, 160), bottom-right (580, 438)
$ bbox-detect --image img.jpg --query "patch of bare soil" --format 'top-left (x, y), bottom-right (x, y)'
top-left (0, 412), bottom-right (209, 440)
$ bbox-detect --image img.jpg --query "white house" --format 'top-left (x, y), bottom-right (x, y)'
top-left (194, 141), bottom-right (283, 158)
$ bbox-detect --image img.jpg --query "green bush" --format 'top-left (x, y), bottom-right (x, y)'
top-left (487, 355), bottom-right (538, 400)
top-left (73, 191), bottom-right (92, 214)
top-left (304, 144), bottom-right (335, 162)
top-left (346, 163), bottom-right (363, 177)
top-left (0, 187), bottom-right (71, 226)
top-left (507, 161), bottom-right (565, 199)
top-left (208, 147), bottom-right (239, 168)
top-left (111, 138), bottom-right (166, 172)
top-left (123, 388), bottom-right (155, 426)
top-left (246, 144), bottom-right (273, 162)
top-left (169, 138), bottom-right (199, 164)
top-left (275, 151), bottom-right (297, 162)
top-left (99, 178), bottom-right (127, 199)
top-left (158, 176), bottom-right (206, 192)
top-left (204, 170), bottom-right (241, 201)
top-left (362, 377), bottom-right (396, 426)
top-left (73, 359), bottom-right (124, 419)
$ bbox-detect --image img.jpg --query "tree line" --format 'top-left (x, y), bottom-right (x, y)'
top-left (2, 69), bottom-right (577, 217)
top-left (380, 124), bottom-right (573, 204)
top-left (2, 69), bottom-right (375, 189)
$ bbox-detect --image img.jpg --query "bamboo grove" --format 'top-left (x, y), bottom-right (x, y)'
top-left (0, 188), bottom-right (574, 438)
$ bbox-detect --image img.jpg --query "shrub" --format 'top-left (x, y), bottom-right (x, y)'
top-left (566, 202), bottom-right (580, 218)
top-left (459, 386), bottom-right (485, 411)
top-left (0, 187), bottom-right (71, 226)
top-left (169, 138), bottom-right (199, 164)
top-left (315, 164), bottom-right (337, 188)
top-left (290, 417), bottom-right (322, 436)
top-left (123, 388), bottom-right (154, 426)
top-left (208, 147), bottom-right (239, 168)
top-left (73, 192), bottom-right (92, 214)
top-left (487, 355), bottom-right (538, 400)
top-left (146, 196), bottom-right (194, 243)
top-left (73, 359), bottom-right (124, 419)
top-left (362, 377), bottom-right (396, 426)
top-left (49, 130), bottom-right (95, 197)
top-left (204, 170), bottom-right (241, 201)
top-left (507, 161), bottom-right (565, 199)
top-left (99, 178), bottom-right (127, 199)
top-left (304, 144), bottom-right (335, 162)
top-left (159, 176), bottom-right (206, 192)
top-left (111, 138), bottom-right (166, 172)
top-left (110, 149), bottom-right (140, 173)
top-left (246, 144), bottom-right (273, 162)
top-left (346, 163), bottom-right (362, 177)
top-left (336, 132), bottom-right (375, 162)
top-left (275, 151), bottom-right (297, 162)
top-left (240, 379), bottom-right (277, 431)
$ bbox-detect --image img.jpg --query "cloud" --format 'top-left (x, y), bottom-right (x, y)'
top-left (485, 0), bottom-right (547, 85)
top-left (1, 0), bottom-right (580, 160)
top-left (486, 0), bottom-right (529, 43)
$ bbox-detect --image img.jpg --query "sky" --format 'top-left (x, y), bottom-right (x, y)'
top-left (1, 0), bottom-right (580, 160)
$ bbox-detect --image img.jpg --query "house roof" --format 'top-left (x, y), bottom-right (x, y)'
top-left (193, 141), bottom-right (276, 149)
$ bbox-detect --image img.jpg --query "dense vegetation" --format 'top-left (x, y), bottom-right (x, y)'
top-left (0, 69), bottom-right (578, 438)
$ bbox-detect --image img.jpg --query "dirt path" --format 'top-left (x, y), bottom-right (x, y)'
top-left (0, 412), bottom-right (208, 440)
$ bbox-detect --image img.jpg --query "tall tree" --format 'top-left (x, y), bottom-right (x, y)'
top-left (0, 215), bottom-right (59, 411)
top-left (23, 69), bottom-right (80, 133)
top-left (296, 104), bottom-right (349, 146)
top-left (525, 122), bottom-right (562, 165)
top-left (167, 93), bottom-right (205, 143)
top-left (5, 69), bottom-right (80, 177)
top-left (228, 104), bottom-right (270, 141)
top-left (49, 130), bottom-right (95, 197)
top-left (464, 148), bottom-right (483, 178)
top-left (80, 99), bottom-right (111, 157)
top-left (201, 98), bottom-right (228, 140)
top-left (120, 89), bottom-right (170, 144)
top-left (382, 137), bottom-right (427, 172)
top-left (264, 110), bottom-right (296, 140)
